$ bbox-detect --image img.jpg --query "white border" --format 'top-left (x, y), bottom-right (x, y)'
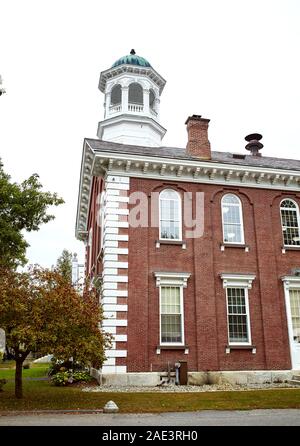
top-left (225, 287), bottom-right (252, 346)
top-left (221, 193), bottom-right (245, 245)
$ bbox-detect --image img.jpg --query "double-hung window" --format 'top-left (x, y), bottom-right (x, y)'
top-left (155, 272), bottom-right (190, 346)
top-left (160, 286), bottom-right (183, 344)
top-left (221, 194), bottom-right (244, 244)
top-left (280, 199), bottom-right (300, 247)
top-left (221, 274), bottom-right (255, 346)
top-left (226, 287), bottom-right (251, 344)
top-left (159, 189), bottom-right (182, 240)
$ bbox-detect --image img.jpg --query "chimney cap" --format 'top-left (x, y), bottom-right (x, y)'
top-left (245, 133), bottom-right (263, 156)
top-left (245, 133), bottom-right (263, 142)
top-left (185, 115), bottom-right (210, 125)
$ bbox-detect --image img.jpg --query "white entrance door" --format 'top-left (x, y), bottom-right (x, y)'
top-left (287, 289), bottom-right (300, 370)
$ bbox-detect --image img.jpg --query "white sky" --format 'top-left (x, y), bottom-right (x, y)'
top-left (0, 0), bottom-right (299, 267)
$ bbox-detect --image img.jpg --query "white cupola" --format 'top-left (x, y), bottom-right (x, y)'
top-left (97, 49), bottom-right (167, 147)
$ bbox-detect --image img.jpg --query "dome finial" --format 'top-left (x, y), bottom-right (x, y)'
top-left (130, 49), bottom-right (136, 55)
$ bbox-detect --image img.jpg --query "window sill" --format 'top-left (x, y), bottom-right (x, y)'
top-left (282, 246), bottom-right (300, 253)
top-left (220, 243), bottom-right (249, 252)
top-left (156, 240), bottom-right (187, 249)
top-left (156, 345), bottom-right (189, 354)
top-left (225, 344), bottom-right (256, 354)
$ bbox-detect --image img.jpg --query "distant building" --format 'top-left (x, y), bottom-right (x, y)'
top-left (75, 50), bottom-right (300, 385)
top-left (71, 253), bottom-right (85, 292)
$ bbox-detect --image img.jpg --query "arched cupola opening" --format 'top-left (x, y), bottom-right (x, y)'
top-left (128, 83), bottom-right (143, 105)
top-left (111, 84), bottom-right (121, 105)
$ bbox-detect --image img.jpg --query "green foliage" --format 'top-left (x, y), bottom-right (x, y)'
top-left (23, 363), bottom-right (30, 370)
top-left (0, 379), bottom-right (7, 391)
top-left (51, 371), bottom-right (70, 386)
top-left (51, 370), bottom-right (92, 386)
top-left (48, 357), bottom-right (86, 376)
top-left (0, 159), bottom-right (64, 269)
top-left (0, 266), bottom-right (111, 398)
top-left (72, 371), bottom-right (92, 383)
top-left (56, 249), bottom-right (73, 283)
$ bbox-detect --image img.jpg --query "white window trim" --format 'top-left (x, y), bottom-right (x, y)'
top-left (280, 198), bottom-right (300, 248)
top-left (159, 189), bottom-right (182, 242)
top-left (155, 272), bottom-right (190, 347)
top-left (88, 228), bottom-right (93, 273)
top-left (159, 286), bottom-right (184, 347)
top-left (99, 192), bottom-right (105, 250)
top-left (221, 194), bottom-right (245, 245)
top-left (220, 273), bottom-right (255, 289)
top-left (225, 287), bottom-right (252, 346)
top-left (282, 276), bottom-right (300, 370)
top-left (221, 273), bottom-right (255, 346)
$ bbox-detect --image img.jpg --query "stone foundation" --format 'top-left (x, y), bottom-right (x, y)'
top-left (90, 368), bottom-right (294, 386)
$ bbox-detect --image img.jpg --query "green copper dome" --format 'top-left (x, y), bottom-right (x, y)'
top-left (112, 49), bottom-right (151, 68)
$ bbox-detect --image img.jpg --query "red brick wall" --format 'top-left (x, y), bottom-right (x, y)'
top-left (127, 178), bottom-right (297, 372)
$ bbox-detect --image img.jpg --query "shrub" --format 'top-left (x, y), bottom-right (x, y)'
top-left (23, 363), bottom-right (30, 369)
top-left (48, 357), bottom-right (88, 376)
top-left (51, 371), bottom-right (70, 386)
top-left (51, 370), bottom-right (92, 386)
top-left (72, 371), bottom-right (92, 383)
top-left (0, 379), bottom-right (7, 391)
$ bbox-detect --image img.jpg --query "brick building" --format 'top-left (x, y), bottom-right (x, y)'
top-left (76, 51), bottom-right (300, 385)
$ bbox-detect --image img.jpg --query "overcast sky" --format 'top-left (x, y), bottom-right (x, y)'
top-left (0, 0), bottom-right (299, 267)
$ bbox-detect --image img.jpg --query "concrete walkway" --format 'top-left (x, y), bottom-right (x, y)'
top-left (1, 409), bottom-right (300, 426)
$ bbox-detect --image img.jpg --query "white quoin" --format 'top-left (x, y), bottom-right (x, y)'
top-left (97, 54), bottom-right (167, 147)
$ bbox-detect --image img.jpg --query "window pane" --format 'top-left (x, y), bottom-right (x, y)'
top-left (161, 287), bottom-right (182, 343)
top-left (160, 190), bottom-right (181, 240)
top-left (222, 194), bottom-right (240, 205)
top-left (222, 195), bottom-right (243, 243)
top-left (281, 203), bottom-right (300, 246)
top-left (161, 315), bottom-right (182, 343)
top-left (227, 288), bottom-right (249, 343)
top-left (223, 224), bottom-right (242, 243)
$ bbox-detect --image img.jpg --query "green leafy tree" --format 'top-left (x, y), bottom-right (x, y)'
top-left (0, 160), bottom-right (64, 269)
top-left (56, 249), bottom-right (73, 283)
top-left (0, 266), bottom-right (111, 398)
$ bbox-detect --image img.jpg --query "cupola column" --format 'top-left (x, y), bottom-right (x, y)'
top-left (143, 89), bottom-right (150, 114)
top-left (155, 97), bottom-right (160, 118)
top-left (121, 86), bottom-right (128, 113)
top-left (104, 92), bottom-right (111, 119)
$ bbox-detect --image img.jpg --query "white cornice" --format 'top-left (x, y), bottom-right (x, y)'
top-left (220, 273), bottom-right (256, 289)
top-left (75, 145), bottom-right (300, 240)
top-left (99, 64), bottom-right (166, 94)
top-left (282, 275), bottom-right (300, 289)
top-left (97, 114), bottom-right (167, 140)
top-left (154, 272), bottom-right (191, 288)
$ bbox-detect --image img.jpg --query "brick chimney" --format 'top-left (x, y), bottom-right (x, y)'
top-left (185, 115), bottom-right (211, 159)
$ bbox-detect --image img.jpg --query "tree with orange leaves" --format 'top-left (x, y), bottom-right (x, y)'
top-left (0, 266), bottom-right (110, 398)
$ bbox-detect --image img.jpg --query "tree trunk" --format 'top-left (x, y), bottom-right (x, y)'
top-left (15, 357), bottom-right (24, 399)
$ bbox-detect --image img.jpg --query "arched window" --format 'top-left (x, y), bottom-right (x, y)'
top-left (128, 82), bottom-right (143, 105)
top-left (159, 189), bottom-right (182, 240)
top-left (280, 199), bottom-right (300, 246)
top-left (111, 84), bottom-right (121, 105)
top-left (221, 194), bottom-right (244, 244)
top-left (149, 89), bottom-right (155, 110)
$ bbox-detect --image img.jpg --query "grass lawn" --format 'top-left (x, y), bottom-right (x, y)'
top-left (0, 364), bottom-right (49, 380)
top-left (0, 376), bottom-right (300, 413)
